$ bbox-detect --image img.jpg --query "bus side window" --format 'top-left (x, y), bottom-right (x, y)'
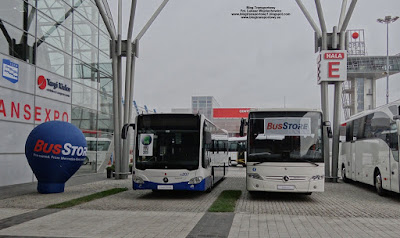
top-left (346, 122), bottom-right (353, 142)
top-left (357, 117), bottom-right (366, 139)
top-left (212, 140), bottom-right (216, 153)
top-left (371, 112), bottom-right (390, 141)
top-left (363, 114), bottom-right (373, 139)
top-left (352, 118), bottom-right (364, 140)
top-left (218, 140), bottom-right (225, 153)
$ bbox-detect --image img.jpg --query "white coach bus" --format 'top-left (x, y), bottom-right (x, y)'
top-left (340, 101), bottom-right (400, 195)
top-left (242, 109), bottom-right (325, 194)
top-left (122, 113), bottom-right (229, 192)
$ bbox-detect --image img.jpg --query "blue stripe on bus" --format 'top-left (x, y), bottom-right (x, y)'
top-left (133, 176), bottom-right (212, 191)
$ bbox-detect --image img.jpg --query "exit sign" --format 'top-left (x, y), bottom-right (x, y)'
top-left (317, 50), bottom-right (347, 84)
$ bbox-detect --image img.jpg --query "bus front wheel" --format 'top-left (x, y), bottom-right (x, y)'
top-left (374, 170), bottom-right (385, 196)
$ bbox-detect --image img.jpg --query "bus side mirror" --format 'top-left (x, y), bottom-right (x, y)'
top-left (121, 123), bottom-right (135, 139)
top-left (240, 118), bottom-right (247, 137)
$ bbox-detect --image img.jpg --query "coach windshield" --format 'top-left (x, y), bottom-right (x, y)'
top-left (248, 111), bottom-right (323, 163)
top-left (135, 114), bottom-right (200, 170)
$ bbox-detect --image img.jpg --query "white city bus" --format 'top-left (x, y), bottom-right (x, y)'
top-left (124, 113), bottom-right (229, 192)
top-left (340, 101), bottom-right (400, 195)
top-left (228, 136), bottom-right (247, 167)
top-left (243, 109), bottom-right (325, 194)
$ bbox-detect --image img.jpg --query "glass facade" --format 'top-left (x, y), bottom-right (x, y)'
top-left (0, 0), bottom-right (114, 186)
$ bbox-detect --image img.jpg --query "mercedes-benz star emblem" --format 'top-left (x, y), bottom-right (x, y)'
top-left (163, 177), bottom-right (169, 183)
top-left (283, 176), bottom-right (290, 182)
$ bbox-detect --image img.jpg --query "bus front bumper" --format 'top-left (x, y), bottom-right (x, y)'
top-left (133, 177), bottom-right (212, 191)
top-left (247, 177), bottom-right (324, 192)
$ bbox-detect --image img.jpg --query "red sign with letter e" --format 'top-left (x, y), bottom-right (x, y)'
top-left (317, 50), bottom-right (347, 84)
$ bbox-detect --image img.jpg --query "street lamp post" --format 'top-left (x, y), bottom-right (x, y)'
top-left (377, 16), bottom-right (399, 104)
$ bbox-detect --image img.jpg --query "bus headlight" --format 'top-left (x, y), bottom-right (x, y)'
top-left (248, 173), bottom-right (263, 180)
top-left (188, 176), bottom-right (203, 184)
top-left (310, 175), bottom-right (324, 180)
top-left (132, 175), bottom-right (144, 184)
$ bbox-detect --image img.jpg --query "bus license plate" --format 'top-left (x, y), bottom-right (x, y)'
top-left (157, 185), bottom-right (173, 190)
top-left (277, 185), bottom-right (295, 190)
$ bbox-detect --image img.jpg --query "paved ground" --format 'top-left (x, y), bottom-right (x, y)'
top-left (1, 167), bottom-right (400, 237)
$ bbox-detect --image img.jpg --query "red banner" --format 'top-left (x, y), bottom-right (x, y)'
top-left (213, 108), bottom-right (250, 118)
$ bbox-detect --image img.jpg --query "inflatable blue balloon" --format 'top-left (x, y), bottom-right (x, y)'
top-left (25, 121), bottom-right (87, 194)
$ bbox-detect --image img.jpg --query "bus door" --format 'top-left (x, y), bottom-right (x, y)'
top-left (389, 122), bottom-right (400, 192)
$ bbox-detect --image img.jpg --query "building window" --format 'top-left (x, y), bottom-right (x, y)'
top-left (72, 82), bottom-right (98, 110)
top-left (72, 58), bottom-right (98, 89)
top-left (0, 22), bottom-right (36, 64)
top-left (37, 42), bottom-right (72, 78)
top-left (37, 0), bottom-right (73, 31)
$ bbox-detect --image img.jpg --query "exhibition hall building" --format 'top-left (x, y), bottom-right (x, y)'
top-left (0, 0), bottom-right (115, 186)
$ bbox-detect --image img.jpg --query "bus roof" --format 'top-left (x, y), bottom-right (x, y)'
top-left (343, 99), bottom-right (400, 123)
top-left (249, 108), bottom-right (322, 113)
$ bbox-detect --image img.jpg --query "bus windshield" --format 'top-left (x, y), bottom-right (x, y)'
top-left (248, 111), bottom-right (323, 163)
top-left (136, 115), bottom-right (200, 170)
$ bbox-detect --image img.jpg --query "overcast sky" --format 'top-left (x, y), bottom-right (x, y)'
top-left (107, 0), bottom-right (400, 120)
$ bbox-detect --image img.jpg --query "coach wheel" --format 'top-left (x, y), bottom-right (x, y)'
top-left (228, 158), bottom-right (232, 166)
top-left (304, 192), bottom-right (312, 195)
top-left (341, 165), bottom-right (349, 183)
top-left (374, 170), bottom-right (385, 196)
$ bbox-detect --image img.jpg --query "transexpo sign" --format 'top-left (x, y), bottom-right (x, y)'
top-left (317, 50), bottom-right (347, 84)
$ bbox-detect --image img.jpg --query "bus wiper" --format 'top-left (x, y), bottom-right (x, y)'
top-left (296, 158), bottom-right (319, 166)
top-left (248, 152), bottom-right (271, 166)
top-left (249, 152), bottom-right (271, 156)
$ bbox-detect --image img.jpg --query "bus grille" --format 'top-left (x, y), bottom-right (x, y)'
top-left (263, 176), bottom-right (307, 181)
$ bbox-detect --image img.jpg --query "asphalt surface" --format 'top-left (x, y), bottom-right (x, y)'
top-left (1, 167), bottom-right (400, 237)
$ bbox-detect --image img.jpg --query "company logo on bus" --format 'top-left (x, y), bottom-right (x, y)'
top-left (264, 118), bottom-right (311, 136)
top-left (34, 139), bottom-right (87, 157)
top-left (266, 122), bottom-right (309, 130)
top-left (141, 135), bottom-right (152, 145)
